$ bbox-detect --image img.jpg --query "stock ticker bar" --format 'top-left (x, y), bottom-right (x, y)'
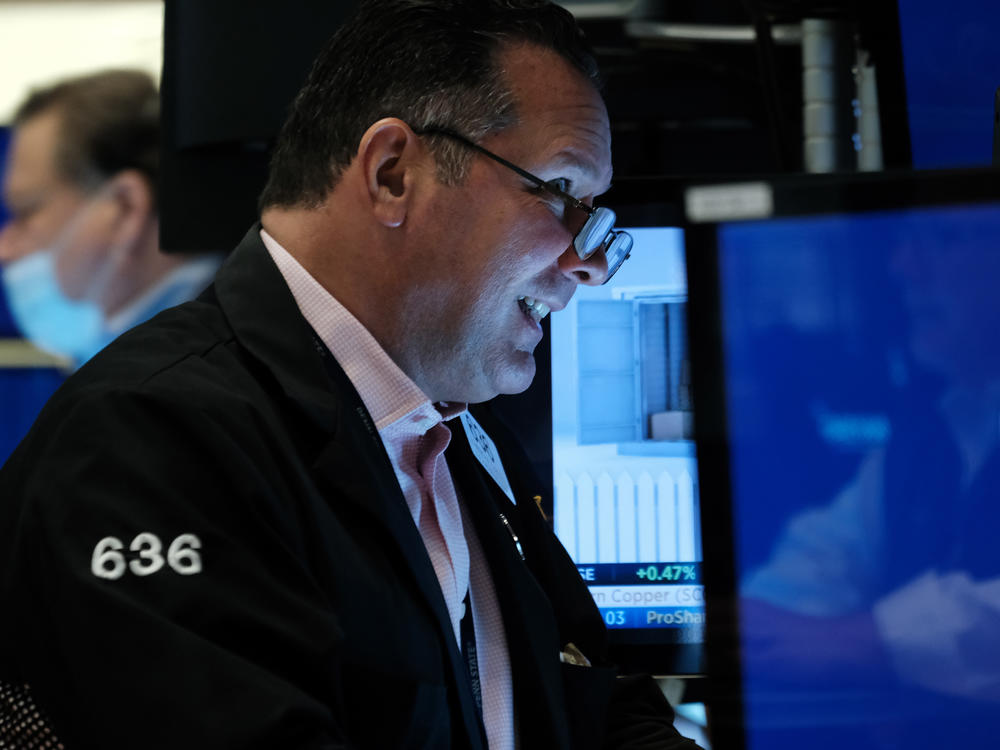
top-left (598, 606), bottom-right (705, 629)
top-left (576, 562), bottom-right (703, 585)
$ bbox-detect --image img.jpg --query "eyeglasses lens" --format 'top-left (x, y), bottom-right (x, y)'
top-left (603, 232), bottom-right (633, 281)
top-left (573, 207), bottom-right (615, 259)
top-left (573, 206), bottom-right (632, 283)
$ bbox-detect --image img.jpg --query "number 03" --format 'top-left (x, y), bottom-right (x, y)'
top-left (91, 533), bottom-right (202, 580)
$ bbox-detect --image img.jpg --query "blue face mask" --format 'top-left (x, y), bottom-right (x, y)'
top-left (1, 248), bottom-right (110, 366)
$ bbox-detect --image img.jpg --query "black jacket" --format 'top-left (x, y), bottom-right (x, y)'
top-left (0, 227), bottom-right (698, 749)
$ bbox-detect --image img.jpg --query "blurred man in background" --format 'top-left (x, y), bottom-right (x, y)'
top-left (0, 69), bottom-right (220, 367)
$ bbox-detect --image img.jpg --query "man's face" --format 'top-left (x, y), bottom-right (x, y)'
top-left (396, 43), bottom-right (612, 404)
top-left (0, 111), bottom-right (111, 299)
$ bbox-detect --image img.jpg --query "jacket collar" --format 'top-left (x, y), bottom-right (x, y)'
top-left (213, 225), bottom-right (343, 433)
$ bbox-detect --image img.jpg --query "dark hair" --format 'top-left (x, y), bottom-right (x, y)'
top-left (14, 69), bottom-right (160, 203)
top-left (259, 0), bottom-right (599, 210)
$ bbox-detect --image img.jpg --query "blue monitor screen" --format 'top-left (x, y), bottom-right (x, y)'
top-left (715, 200), bottom-right (1000, 748)
top-left (550, 226), bottom-right (705, 651)
top-left (0, 126), bottom-right (16, 335)
top-left (898, 0), bottom-right (1000, 168)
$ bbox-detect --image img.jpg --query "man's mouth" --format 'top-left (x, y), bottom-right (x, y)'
top-left (518, 296), bottom-right (551, 324)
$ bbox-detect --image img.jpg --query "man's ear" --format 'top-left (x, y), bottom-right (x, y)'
top-left (105, 169), bottom-right (155, 253)
top-left (357, 118), bottom-right (425, 228)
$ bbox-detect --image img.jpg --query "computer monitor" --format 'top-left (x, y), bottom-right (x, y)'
top-left (159, 0), bottom-right (352, 252)
top-left (895, 0), bottom-right (1000, 168)
top-left (491, 178), bottom-right (704, 678)
top-left (685, 168), bottom-right (1000, 749)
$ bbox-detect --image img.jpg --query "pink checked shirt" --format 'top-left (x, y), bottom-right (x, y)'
top-left (261, 229), bottom-right (516, 749)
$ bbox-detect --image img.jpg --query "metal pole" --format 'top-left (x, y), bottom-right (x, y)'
top-left (802, 18), bottom-right (839, 173)
top-left (854, 48), bottom-right (884, 171)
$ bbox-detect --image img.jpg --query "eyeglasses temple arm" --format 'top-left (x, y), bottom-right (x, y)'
top-left (417, 127), bottom-right (594, 215)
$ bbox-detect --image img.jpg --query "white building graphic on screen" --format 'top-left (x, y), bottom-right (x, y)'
top-left (551, 227), bottom-right (702, 566)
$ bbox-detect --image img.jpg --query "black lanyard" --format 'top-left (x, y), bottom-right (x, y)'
top-left (461, 590), bottom-right (488, 743)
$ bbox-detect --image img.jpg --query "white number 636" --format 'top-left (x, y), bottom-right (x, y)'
top-left (91, 533), bottom-right (202, 580)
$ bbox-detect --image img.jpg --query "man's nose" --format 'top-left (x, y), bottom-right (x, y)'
top-left (558, 243), bottom-right (607, 286)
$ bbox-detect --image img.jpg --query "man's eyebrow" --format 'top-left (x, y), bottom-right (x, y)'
top-left (547, 151), bottom-right (613, 194)
top-left (549, 151), bottom-right (594, 174)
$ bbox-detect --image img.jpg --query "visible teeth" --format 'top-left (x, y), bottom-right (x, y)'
top-left (517, 295), bottom-right (551, 322)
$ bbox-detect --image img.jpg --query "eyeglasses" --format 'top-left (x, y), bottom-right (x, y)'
top-left (418, 128), bottom-right (632, 283)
